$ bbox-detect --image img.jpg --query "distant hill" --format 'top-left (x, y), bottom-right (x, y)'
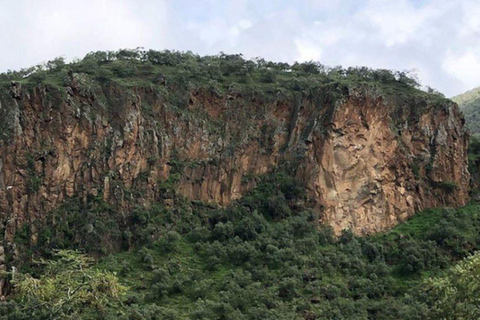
top-left (452, 86), bottom-right (480, 137)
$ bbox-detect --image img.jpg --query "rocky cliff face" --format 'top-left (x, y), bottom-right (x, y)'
top-left (0, 77), bottom-right (469, 249)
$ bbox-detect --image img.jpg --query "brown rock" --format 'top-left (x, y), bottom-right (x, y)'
top-left (0, 84), bottom-right (469, 248)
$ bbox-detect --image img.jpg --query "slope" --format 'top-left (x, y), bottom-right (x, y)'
top-left (452, 86), bottom-right (480, 137)
top-left (4, 173), bottom-right (480, 319)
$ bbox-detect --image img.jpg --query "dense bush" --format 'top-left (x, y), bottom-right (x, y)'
top-left (7, 170), bottom-right (479, 319)
top-left (0, 48), bottom-right (447, 118)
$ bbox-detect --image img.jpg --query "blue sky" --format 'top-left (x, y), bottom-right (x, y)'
top-left (0, 0), bottom-right (479, 96)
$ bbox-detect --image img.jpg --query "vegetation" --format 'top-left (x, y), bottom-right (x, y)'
top-left (452, 86), bottom-right (480, 107)
top-left (0, 50), bottom-right (473, 319)
top-left (3, 250), bottom-right (126, 319)
top-left (452, 86), bottom-right (480, 137)
top-left (424, 252), bottom-right (480, 319)
top-left (432, 181), bottom-right (458, 193)
top-left (0, 49), bottom-right (449, 114)
top-left (2, 169), bottom-right (480, 319)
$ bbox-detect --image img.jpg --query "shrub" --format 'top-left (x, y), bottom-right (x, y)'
top-left (433, 181), bottom-right (458, 193)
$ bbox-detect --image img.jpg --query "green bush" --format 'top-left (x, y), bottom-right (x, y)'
top-left (434, 181), bottom-right (458, 193)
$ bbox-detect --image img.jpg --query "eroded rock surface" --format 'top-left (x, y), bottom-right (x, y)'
top-left (0, 80), bottom-right (469, 246)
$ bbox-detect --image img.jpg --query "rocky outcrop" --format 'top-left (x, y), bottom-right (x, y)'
top-left (0, 79), bottom-right (469, 250)
top-left (298, 93), bottom-right (469, 233)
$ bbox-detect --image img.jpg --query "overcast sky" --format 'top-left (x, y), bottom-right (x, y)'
top-left (0, 0), bottom-right (479, 96)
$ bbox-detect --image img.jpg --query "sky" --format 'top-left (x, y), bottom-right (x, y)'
top-left (0, 0), bottom-right (479, 97)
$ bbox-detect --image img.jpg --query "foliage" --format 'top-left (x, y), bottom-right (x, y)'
top-left (432, 181), bottom-right (458, 193)
top-left (5, 168), bottom-right (480, 319)
top-left (453, 86), bottom-right (480, 137)
top-left (4, 250), bottom-right (126, 320)
top-left (37, 195), bottom-right (122, 256)
top-left (0, 50), bottom-right (472, 318)
top-left (424, 252), bottom-right (480, 320)
top-left (0, 48), bottom-right (446, 118)
top-left (469, 136), bottom-right (480, 190)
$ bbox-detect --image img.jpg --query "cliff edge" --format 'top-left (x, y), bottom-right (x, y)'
top-left (0, 52), bottom-right (469, 253)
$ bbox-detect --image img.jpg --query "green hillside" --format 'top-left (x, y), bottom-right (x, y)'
top-left (0, 50), bottom-right (477, 320)
top-left (4, 172), bottom-right (480, 319)
top-left (452, 86), bottom-right (480, 137)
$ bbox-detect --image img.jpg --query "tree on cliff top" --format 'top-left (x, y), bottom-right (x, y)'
top-left (0, 49), bottom-right (425, 94)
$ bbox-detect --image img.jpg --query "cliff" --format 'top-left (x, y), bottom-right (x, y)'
top-left (0, 52), bottom-right (470, 260)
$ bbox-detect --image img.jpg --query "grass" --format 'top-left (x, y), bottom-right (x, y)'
top-left (386, 208), bottom-right (447, 238)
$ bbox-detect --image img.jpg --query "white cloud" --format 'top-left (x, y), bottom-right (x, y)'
top-left (359, 0), bottom-right (423, 47)
top-left (460, 1), bottom-right (480, 36)
top-left (295, 39), bottom-right (322, 62)
top-left (443, 49), bottom-right (480, 90)
top-left (238, 20), bottom-right (252, 30)
top-left (0, 0), bottom-right (168, 69)
top-left (0, 0), bottom-right (478, 96)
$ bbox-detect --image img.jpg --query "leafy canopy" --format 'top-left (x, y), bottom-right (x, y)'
top-left (425, 251), bottom-right (480, 320)
top-left (11, 250), bottom-right (126, 319)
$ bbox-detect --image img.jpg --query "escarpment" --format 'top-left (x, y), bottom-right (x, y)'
top-left (0, 55), bottom-right (470, 265)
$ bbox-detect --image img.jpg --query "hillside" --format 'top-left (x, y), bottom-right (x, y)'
top-left (0, 49), bottom-right (473, 319)
top-left (5, 187), bottom-right (480, 319)
top-left (452, 86), bottom-right (480, 137)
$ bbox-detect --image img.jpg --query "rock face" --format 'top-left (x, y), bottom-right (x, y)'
top-left (0, 80), bottom-right (470, 247)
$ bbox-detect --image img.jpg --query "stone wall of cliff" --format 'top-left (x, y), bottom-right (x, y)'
top-left (0, 76), bottom-right (469, 257)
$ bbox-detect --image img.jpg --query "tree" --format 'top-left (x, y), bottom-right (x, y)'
top-left (425, 252), bottom-right (480, 319)
top-left (12, 250), bottom-right (126, 319)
